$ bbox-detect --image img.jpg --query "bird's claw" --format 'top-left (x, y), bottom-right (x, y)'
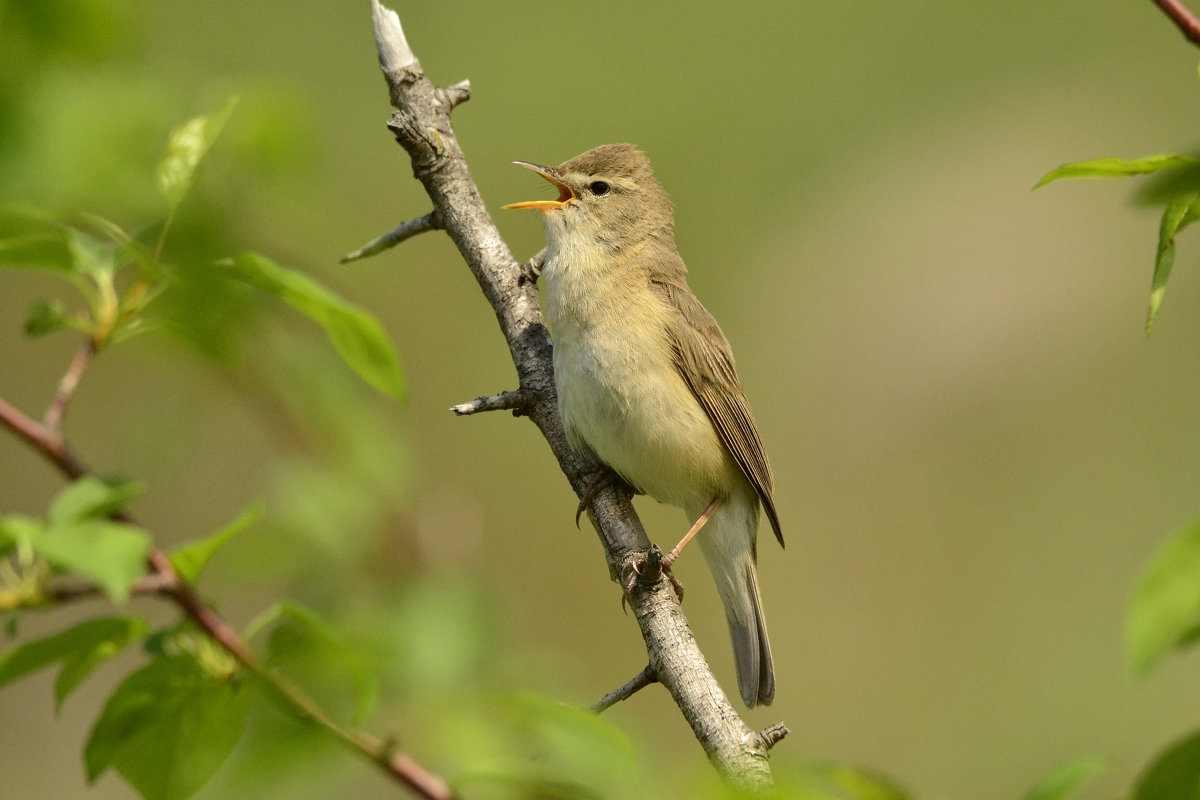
top-left (620, 548), bottom-right (684, 606)
top-left (574, 467), bottom-right (634, 527)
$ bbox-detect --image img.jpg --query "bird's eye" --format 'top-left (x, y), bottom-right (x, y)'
top-left (589, 180), bottom-right (610, 196)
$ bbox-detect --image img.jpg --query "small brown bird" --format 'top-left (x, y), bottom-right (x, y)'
top-left (504, 144), bottom-right (783, 707)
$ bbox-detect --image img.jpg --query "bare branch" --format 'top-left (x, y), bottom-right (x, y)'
top-left (371, 0), bottom-right (414, 70)
top-left (367, 2), bottom-right (779, 788)
top-left (341, 211), bottom-right (440, 263)
top-left (590, 664), bottom-right (658, 713)
top-left (439, 80), bottom-right (472, 109)
top-left (1150, 0), bottom-right (1200, 45)
top-left (450, 389), bottom-right (533, 416)
top-left (759, 722), bottom-right (790, 750)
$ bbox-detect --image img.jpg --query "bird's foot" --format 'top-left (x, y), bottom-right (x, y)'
top-left (575, 467), bottom-right (635, 527)
top-left (621, 546), bottom-right (685, 605)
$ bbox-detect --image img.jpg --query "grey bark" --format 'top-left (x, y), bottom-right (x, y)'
top-left (366, 1), bottom-right (785, 788)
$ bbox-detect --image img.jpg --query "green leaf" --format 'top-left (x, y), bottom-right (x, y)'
top-left (1035, 155), bottom-right (1200, 189)
top-left (1132, 160), bottom-right (1200, 207)
top-left (1130, 729), bottom-right (1200, 800)
top-left (78, 213), bottom-right (157, 278)
top-left (169, 503), bottom-right (261, 584)
top-left (0, 514), bottom-right (42, 561)
top-left (0, 232), bottom-right (72, 271)
top-left (474, 692), bottom-right (637, 798)
top-left (772, 760), bottom-right (912, 800)
top-left (1127, 517), bottom-right (1200, 675)
top-left (1147, 192), bottom-right (1200, 335)
top-left (66, 227), bottom-right (117, 279)
top-left (55, 618), bottom-right (149, 710)
top-left (0, 617), bottom-right (147, 705)
top-left (265, 600), bottom-right (378, 724)
top-left (85, 655), bottom-right (251, 800)
top-left (157, 97), bottom-right (238, 213)
top-left (32, 521), bottom-right (151, 604)
top-left (24, 297), bottom-right (81, 338)
top-left (49, 476), bottom-right (146, 523)
top-left (0, 207), bottom-right (73, 272)
top-left (223, 252), bottom-right (405, 400)
top-left (1020, 756), bottom-right (1106, 800)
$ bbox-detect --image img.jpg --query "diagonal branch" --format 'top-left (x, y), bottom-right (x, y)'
top-left (366, 1), bottom-right (782, 788)
top-left (0, 394), bottom-right (88, 479)
top-left (1150, 0), bottom-right (1200, 46)
top-left (0, 391), bottom-right (455, 800)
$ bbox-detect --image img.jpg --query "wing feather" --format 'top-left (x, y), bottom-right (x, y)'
top-left (651, 280), bottom-right (783, 546)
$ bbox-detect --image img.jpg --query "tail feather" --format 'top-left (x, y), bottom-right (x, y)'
top-left (696, 495), bottom-right (775, 707)
top-left (725, 562), bottom-right (774, 707)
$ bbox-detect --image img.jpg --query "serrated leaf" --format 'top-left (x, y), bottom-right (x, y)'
top-left (49, 476), bottom-right (146, 523)
top-left (1130, 729), bottom-right (1200, 800)
top-left (32, 521), bottom-right (151, 603)
top-left (223, 252), bottom-right (405, 400)
top-left (85, 655), bottom-right (251, 800)
top-left (1035, 155), bottom-right (1200, 189)
top-left (157, 97), bottom-right (238, 212)
top-left (0, 616), bottom-right (146, 702)
top-left (24, 298), bottom-right (80, 338)
top-left (1147, 192), bottom-right (1200, 335)
top-left (1020, 756), bottom-right (1106, 800)
top-left (169, 503), bottom-right (261, 584)
top-left (1127, 517), bottom-right (1200, 675)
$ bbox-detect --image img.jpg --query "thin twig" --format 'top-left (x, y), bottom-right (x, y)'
top-left (341, 211), bottom-right (441, 263)
top-left (450, 389), bottom-right (533, 416)
top-left (589, 664), bottom-right (658, 713)
top-left (0, 394), bottom-right (88, 479)
top-left (1150, 0), bottom-right (1200, 45)
top-left (17, 571), bottom-right (175, 606)
top-left (43, 338), bottom-right (96, 432)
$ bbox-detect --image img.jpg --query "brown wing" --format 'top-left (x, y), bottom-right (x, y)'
top-left (652, 280), bottom-right (783, 547)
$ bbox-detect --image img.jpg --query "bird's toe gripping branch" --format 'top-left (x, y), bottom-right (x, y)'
top-left (620, 545), bottom-right (685, 606)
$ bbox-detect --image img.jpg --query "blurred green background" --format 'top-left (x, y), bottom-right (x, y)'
top-left (3, 0), bottom-right (1200, 798)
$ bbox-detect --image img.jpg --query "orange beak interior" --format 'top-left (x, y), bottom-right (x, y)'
top-left (502, 161), bottom-right (576, 210)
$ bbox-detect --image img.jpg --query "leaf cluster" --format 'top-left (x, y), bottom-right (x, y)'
top-left (1036, 154), bottom-right (1200, 335)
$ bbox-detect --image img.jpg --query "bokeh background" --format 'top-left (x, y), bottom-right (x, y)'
top-left (3, 1), bottom-right (1200, 798)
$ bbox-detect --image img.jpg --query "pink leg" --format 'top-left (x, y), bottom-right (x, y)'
top-left (664, 496), bottom-right (722, 566)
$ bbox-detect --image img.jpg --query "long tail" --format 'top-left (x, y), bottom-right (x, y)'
top-left (695, 494), bottom-right (775, 707)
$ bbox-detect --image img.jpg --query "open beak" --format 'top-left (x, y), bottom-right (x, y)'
top-left (502, 161), bottom-right (576, 210)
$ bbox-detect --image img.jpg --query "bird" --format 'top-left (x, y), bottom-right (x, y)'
top-left (503, 143), bottom-right (783, 708)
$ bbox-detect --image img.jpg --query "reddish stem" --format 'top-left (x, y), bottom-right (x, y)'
top-left (1150, 0), bottom-right (1200, 46)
